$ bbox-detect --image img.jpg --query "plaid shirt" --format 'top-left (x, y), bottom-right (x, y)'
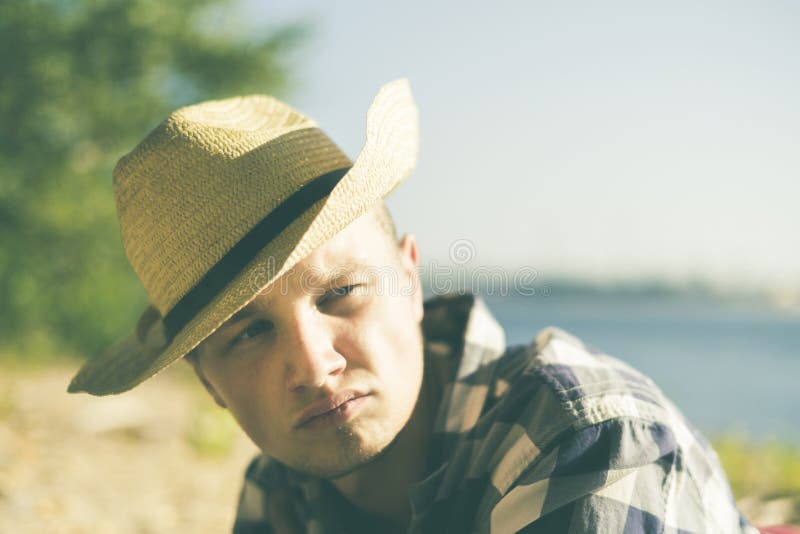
top-left (233, 293), bottom-right (757, 533)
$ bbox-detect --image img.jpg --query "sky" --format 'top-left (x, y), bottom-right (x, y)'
top-left (234, 0), bottom-right (799, 293)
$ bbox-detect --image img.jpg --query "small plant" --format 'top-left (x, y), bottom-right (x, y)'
top-left (185, 403), bottom-right (239, 458)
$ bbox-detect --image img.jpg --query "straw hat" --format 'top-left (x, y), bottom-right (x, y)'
top-left (68, 79), bottom-right (419, 396)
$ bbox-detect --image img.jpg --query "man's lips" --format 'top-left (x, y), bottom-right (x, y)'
top-left (294, 390), bottom-right (369, 428)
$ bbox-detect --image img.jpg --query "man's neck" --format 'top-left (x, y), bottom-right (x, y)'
top-left (330, 356), bottom-right (441, 527)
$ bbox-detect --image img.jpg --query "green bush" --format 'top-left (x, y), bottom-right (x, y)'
top-left (0, 0), bottom-right (306, 361)
top-left (715, 435), bottom-right (800, 500)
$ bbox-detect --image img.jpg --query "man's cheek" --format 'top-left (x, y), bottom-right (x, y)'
top-left (229, 400), bottom-right (270, 444)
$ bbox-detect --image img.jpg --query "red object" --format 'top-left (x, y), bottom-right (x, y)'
top-left (759, 526), bottom-right (800, 534)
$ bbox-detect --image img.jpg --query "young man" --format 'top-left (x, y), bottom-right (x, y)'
top-left (69, 79), bottom-right (757, 533)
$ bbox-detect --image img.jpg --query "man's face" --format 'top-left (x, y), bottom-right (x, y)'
top-left (192, 213), bottom-right (424, 479)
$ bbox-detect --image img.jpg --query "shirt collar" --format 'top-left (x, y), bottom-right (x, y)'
top-left (422, 292), bottom-right (506, 433)
top-left (421, 292), bottom-right (506, 372)
top-left (408, 293), bottom-right (507, 528)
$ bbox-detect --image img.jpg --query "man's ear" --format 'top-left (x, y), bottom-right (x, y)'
top-left (397, 233), bottom-right (423, 322)
top-left (184, 353), bottom-right (227, 409)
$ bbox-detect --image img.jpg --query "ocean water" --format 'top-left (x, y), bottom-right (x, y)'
top-left (478, 291), bottom-right (800, 443)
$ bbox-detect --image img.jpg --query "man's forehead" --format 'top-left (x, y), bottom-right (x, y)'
top-left (269, 259), bottom-right (375, 295)
top-left (291, 212), bottom-right (397, 277)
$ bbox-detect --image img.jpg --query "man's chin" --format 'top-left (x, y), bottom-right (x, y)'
top-left (287, 424), bottom-right (402, 480)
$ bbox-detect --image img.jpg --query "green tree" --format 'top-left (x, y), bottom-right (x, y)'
top-left (0, 0), bottom-right (305, 360)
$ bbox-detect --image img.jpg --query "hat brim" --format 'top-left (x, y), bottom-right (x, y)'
top-left (68, 78), bottom-right (419, 395)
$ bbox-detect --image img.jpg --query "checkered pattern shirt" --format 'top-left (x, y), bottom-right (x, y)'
top-left (232, 293), bottom-right (757, 533)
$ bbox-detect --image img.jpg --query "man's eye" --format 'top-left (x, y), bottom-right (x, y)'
top-left (232, 320), bottom-right (272, 345)
top-left (333, 284), bottom-right (358, 296)
top-left (319, 284), bottom-right (360, 306)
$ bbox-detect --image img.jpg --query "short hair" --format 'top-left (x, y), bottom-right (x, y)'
top-left (368, 200), bottom-right (397, 243)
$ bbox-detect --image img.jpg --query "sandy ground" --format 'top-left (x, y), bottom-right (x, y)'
top-left (1, 362), bottom-right (796, 533)
top-left (0, 362), bottom-right (258, 533)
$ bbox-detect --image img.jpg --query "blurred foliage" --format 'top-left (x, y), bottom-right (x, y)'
top-left (715, 435), bottom-right (800, 500)
top-left (185, 402), bottom-right (240, 458)
top-left (0, 0), bottom-right (306, 361)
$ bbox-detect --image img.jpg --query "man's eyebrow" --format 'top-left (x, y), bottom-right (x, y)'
top-left (219, 298), bottom-right (274, 329)
top-left (319, 263), bottom-right (373, 285)
top-left (225, 308), bottom-right (255, 327)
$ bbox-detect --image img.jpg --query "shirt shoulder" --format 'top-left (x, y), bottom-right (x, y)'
top-left (473, 325), bottom-right (684, 463)
top-left (469, 327), bottom-right (754, 533)
top-left (522, 326), bottom-right (679, 431)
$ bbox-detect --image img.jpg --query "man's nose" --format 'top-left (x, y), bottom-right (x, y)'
top-left (283, 313), bottom-right (346, 391)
